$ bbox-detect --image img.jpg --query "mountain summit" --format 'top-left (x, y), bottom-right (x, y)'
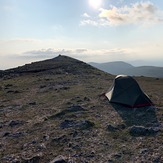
top-left (3, 55), bottom-right (104, 76)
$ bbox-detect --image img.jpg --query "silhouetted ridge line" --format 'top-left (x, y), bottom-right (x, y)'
top-left (2, 55), bottom-right (106, 76)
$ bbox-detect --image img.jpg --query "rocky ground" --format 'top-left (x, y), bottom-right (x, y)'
top-left (0, 55), bottom-right (163, 163)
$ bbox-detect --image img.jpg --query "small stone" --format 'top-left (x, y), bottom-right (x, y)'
top-left (67, 105), bottom-right (85, 112)
top-left (84, 97), bottom-right (90, 101)
top-left (3, 132), bottom-right (10, 137)
top-left (43, 135), bottom-right (49, 141)
top-left (60, 120), bottom-right (75, 129)
top-left (77, 120), bottom-right (94, 130)
top-left (9, 120), bottom-right (24, 127)
top-left (140, 148), bottom-right (148, 154)
top-left (40, 85), bottom-right (46, 88)
top-left (51, 135), bottom-right (69, 144)
top-left (0, 123), bottom-right (3, 128)
top-left (0, 143), bottom-right (3, 148)
top-left (107, 124), bottom-right (118, 132)
top-left (14, 90), bottom-right (20, 93)
top-left (38, 143), bottom-right (46, 150)
top-left (5, 84), bottom-right (13, 87)
top-left (113, 153), bottom-right (122, 159)
top-left (153, 156), bottom-right (161, 163)
top-left (117, 124), bottom-right (126, 130)
top-left (10, 132), bottom-right (25, 138)
top-left (2, 155), bottom-right (13, 161)
top-left (72, 131), bottom-right (78, 137)
top-left (60, 119), bottom-right (94, 130)
top-left (28, 102), bottom-right (36, 105)
top-left (32, 140), bottom-right (37, 144)
top-left (86, 151), bottom-right (95, 158)
top-left (22, 153), bottom-right (42, 163)
top-left (50, 155), bottom-right (67, 163)
top-left (129, 125), bottom-right (159, 136)
top-left (7, 90), bottom-right (20, 93)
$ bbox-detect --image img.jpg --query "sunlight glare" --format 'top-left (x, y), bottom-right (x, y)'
top-left (89, 0), bottom-right (102, 9)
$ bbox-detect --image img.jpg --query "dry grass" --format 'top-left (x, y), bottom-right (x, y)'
top-left (0, 56), bottom-right (162, 162)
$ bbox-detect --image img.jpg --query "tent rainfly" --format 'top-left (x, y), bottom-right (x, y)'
top-left (105, 75), bottom-right (153, 108)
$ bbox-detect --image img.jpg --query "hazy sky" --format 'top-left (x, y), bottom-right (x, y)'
top-left (0, 0), bottom-right (163, 69)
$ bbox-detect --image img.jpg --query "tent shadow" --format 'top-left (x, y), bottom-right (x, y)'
top-left (111, 103), bottom-right (158, 127)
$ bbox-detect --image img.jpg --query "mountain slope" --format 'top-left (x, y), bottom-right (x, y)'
top-left (3, 55), bottom-right (104, 76)
top-left (0, 56), bottom-right (163, 162)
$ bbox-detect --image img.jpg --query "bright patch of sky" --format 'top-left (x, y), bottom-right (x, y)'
top-left (0, 0), bottom-right (163, 69)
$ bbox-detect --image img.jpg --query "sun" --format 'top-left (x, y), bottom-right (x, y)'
top-left (89, 0), bottom-right (102, 9)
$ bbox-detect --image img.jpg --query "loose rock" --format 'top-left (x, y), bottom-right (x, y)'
top-left (28, 102), bottom-right (37, 105)
top-left (50, 155), bottom-right (67, 163)
top-left (22, 153), bottom-right (42, 163)
top-left (60, 119), bottom-right (94, 130)
top-left (107, 124), bottom-right (119, 132)
top-left (9, 120), bottom-right (24, 127)
top-left (129, 125), bottom-right (159, 136)
top-left (67, 105), bottom-right (85, 112)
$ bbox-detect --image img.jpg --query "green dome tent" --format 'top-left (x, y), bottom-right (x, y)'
top-left (105, 75), bottom-right (153, 108)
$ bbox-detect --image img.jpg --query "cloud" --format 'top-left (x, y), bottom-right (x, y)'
top-left (82, 13), bottom-right (91, 18)
top-left (21, 48), bottom-right (89, 59)
top-left (1, 46), bottom-right (163, 69)
top-left (80, 18), bottom-right (109, 26)
top-left (80, 19), bottom-right (98, 26)
top-left (19, 46), bottom-right (163, 64)
top-left (75, 49), bottom-right (88, 53)
top-left (20, 48), bottom-right (133, 62)
top-left (22, 49), bottom-right (67, 58)
top-left (81, 1), bottom-right (163, 26)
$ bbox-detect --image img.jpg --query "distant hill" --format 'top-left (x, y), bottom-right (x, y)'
top-left (89, 61), bottom-right (163, 78)
top-left (89, 61), bottom-right (134, 75)
top-left (125, 66), bottom-right (163, 78)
